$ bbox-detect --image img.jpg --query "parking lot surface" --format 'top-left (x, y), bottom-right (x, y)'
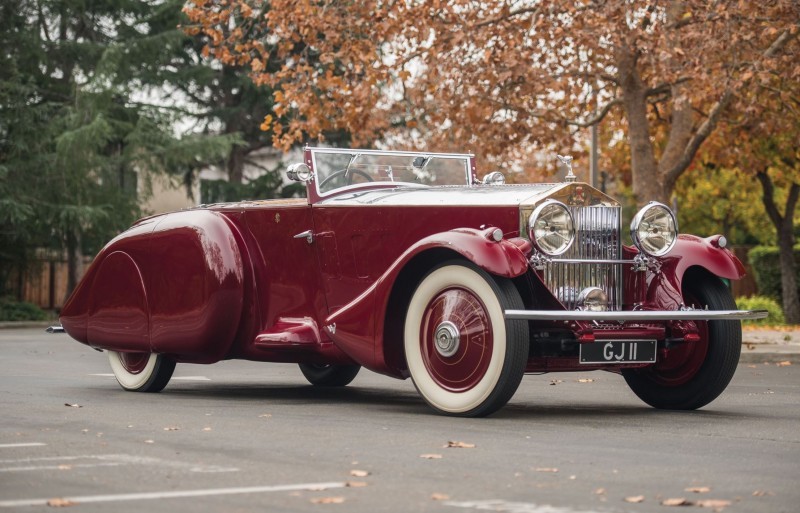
top-left (1, 328), bottom-right (799, 512)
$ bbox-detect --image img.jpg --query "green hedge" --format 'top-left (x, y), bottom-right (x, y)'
top-left (735, 295), bottom-right (785, 326)
top-left (747, 245), bottom-right (800, 305)
top-left (0, 298), bottom-right (47, 322)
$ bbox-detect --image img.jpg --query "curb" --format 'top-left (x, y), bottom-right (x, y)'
top-left (0, 321), bottom-right (55, 330)
top-left (739, 352), bottom-right (800, 364)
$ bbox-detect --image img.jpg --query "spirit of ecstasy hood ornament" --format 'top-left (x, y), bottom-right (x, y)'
top-left (557, 154), bottom-right (576, 183)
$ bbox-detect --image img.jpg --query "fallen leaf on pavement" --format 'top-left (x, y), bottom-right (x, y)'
top-left (64, 403), bottom-right (82, 408)
top-left (696, 499), bottom-right (731, 509)
top-left (310, 497), bottom-right (345, 504)
top-left (431, 493), bottom-right (450, 501)
top-left (445, 441), bottom-right (475, 448)
top-left (594, 488), bottom-right (606, 495)
top-left (163, 426), bottom-right (179, 431)
top-left (745, 343), bottom-right (755, 350)
top-left (350, 469), bottom-right (369, 477)
top-left (259, 414), bottom-right (272, 418)
top-left (202, 427), bottom-right (212, 432)
top-left (143, 440), bottom-right (154, 444)
top-left (752, 490), bottom-right (772, 497)
top-left (534, 468), bottom-right (559, 473)
top-left (57, 465), bottom-right (72, 470)
top-left (662, 498), bottom-right (693, 506)
top-left (549, 379), bottom-right (563, 386)
top-left (46, 498), bottom-right (77, 507)
top-left (685, 487), bottom-right (711, 493)
top-left (345, 481), bottom-right (367, 488)
top-left (624, 496), bottom-right (645, 503)
top-left (420, 454), bottom-right (443, 459)
top-left (577, 378), bottom-right (594, 383)
top-left (776, 361), bottom-right (792, 367)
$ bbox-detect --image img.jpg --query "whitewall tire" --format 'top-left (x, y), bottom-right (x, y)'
top-left (107, 351), bottom-right (175, 392)
top-left (404, 261), bottom-right (528, 416)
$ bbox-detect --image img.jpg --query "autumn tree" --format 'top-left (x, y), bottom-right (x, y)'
top-left (701, 70), bottom-right (800, 322)
top-left (186, 1), bottom-right (798, 207)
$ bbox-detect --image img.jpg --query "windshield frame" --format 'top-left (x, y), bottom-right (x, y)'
top-left (307, 147), bottom-right (476, 201)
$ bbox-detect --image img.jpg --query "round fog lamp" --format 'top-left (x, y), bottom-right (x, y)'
top-left (630, 202), bottom-right (678, 257)
top-left (529, 200), bottom-right (575, 256)
top-left (577, 287), bottom-right (608, 312)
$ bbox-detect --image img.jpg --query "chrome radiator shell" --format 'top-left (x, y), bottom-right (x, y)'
top-left (542, 206), bottom-right (622, 311)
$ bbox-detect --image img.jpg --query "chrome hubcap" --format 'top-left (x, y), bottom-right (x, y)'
top-left (434, 321), bottom-right (460, 357)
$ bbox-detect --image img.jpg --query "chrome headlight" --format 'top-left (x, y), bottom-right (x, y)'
top-left (529, 200), bottom-right (575, 255)
top-left (630, 202), bottom-right (678, 257)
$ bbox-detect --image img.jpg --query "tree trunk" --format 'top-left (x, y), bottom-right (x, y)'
top-left (65, 229), bottom-right (83, 301)
top-left (227, 144), bottom-right (246, 184)
top-left (615, 43), bottom-right (663, 206)
top-left (777, 224), bottom-right (800, 324)
top-left (756, 171), bottom-right (800, 324)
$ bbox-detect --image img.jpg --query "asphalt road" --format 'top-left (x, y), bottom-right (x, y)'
top-left (1, 328), bottom-right (798, 513)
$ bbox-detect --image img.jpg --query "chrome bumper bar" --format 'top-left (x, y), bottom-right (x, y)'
top-left (504, 309), bottom-right (768, 322)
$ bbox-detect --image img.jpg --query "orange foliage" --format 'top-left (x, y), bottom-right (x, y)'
top-left (184, 1), bottom-right (799, 189)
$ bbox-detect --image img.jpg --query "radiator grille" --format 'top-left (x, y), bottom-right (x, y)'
top-left (543, 206), bottom-right (622, 310)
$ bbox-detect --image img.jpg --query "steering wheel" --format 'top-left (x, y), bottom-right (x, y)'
top-left (318, 168), bottom-right (374, 190)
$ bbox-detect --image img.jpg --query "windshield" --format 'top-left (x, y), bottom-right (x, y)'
top-left (310, 148), bottom-right (472, 195)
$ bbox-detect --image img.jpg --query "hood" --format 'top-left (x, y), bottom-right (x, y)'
top-left (316, 182), bottom-right (618, 209)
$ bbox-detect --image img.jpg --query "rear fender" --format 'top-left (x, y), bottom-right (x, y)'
top-left (61, 210), bottom-right (245, 363)
top-left (324, 228), bottom-right (530, 376)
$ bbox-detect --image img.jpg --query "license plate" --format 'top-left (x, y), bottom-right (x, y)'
top-left (579, 340), bottom-right (657, 364)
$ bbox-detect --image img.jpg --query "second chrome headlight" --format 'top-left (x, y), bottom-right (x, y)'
top-left (529, 200), bottom-right (575, 255)
top-left (630, 202), bottom-right (678, 257)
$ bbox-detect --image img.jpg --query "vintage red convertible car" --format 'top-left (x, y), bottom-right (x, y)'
top-left (56, 147), bottom-right (766, 416)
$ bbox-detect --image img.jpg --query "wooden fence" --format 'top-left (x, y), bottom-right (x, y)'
top-left (11, 256), bottom-right (93, 311)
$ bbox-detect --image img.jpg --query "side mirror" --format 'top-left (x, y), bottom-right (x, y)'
top-left (286, 163), bottom-right (313, 182)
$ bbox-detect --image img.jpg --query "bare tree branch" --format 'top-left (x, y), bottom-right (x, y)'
top-left (566, 98), bottom-right (623, 128)
top-left (664, 25), bottom-right (798, 187)
top-left (473, 7), bottom-right (541, 29)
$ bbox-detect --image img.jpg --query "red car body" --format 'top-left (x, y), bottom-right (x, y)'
top-left (59, 147), bottom-right (764, 416)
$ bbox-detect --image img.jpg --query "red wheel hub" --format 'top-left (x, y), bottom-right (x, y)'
top-left (118, 352), bottom-right (150, 375)
top-left (648, 294), bottom-right (709, 386)
top-left (419, 287), bottom-right (493, 392)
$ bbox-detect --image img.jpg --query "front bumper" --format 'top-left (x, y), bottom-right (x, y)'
top-left (504, 309), bottom-right (768, 322)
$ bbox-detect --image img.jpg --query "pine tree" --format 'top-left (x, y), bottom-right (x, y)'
top-left (0, 0), bottom-right (238, 298)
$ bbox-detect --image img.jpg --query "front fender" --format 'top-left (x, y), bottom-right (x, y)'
top-left (647, 234), bottom-right (745, 309)
top-left (323, 228), bottom-right (530, 375)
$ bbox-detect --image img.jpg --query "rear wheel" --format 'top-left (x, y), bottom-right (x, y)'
top-left (107, 351), bottom-right (175, 392)
top-left (298, 363), bottom-right (361, 387)
top-left (403, 261), bottom-right (528, 417)
top-left (622, 272), bottom-right (741, 409)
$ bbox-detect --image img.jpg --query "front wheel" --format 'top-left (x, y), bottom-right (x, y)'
top-left (403, 261), bottom-right (529, 417)
top-left (107, 351), bottom-right (175, 392)
top-left (622, 271), bottom-right (741, 409)
top-left (298, 363), bottom-right (361, 387)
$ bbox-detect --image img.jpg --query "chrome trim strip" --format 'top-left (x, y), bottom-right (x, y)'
top-left (550, 258), bottom-right (637, 265)
top-left (307, 146), bottom-right (473, 158)
top-left (504, 309), bottom-right (769, 321)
